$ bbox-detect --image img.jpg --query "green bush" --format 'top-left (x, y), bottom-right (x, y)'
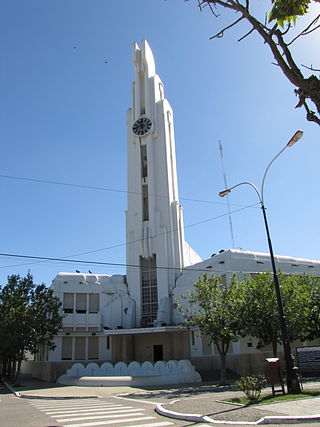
top-left (236, 375), bottom-right (266, 402)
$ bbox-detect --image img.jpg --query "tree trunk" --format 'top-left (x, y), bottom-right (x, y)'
top-left (7, 357), bottom-right (12, 379)
top-left (219, 350), bottom-right (227, 385)
top-left (14, 350), bottom-right (24, 385)
top-left (14, 358), bottom-right (22, 385)
top-left (272, 339), bottom-right (278, 357)
top-left (2, 360), bottom-right (7, 378)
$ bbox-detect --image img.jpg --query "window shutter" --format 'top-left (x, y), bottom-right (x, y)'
top-left (76, 293), bottom-right (87, 313)
top-left (89, 294), bottom-right (99, 313)
top-left (63, 293), bottom-right (74, 313)
top-left (88, 336), bottom-right (99, 359)
top-left (62, 337), bottom-right (73, 360)
top-left (75, 337), bottom-right (86, 360)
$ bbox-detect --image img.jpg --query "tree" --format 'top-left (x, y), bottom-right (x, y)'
top-left (242, 272), bottom-right (316, 356)
top-left (300, 274), bottom-right (320, 340)
top-left (192, 0), bottom-right (320, 125)
top-left (0, 273), bottom-right (63, 382)
top-left (242, 272), bottom-right (279, 356)
top-left (177, 274), bottom-right (246, 384)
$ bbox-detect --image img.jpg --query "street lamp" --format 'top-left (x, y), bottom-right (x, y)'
top-left (219, 130), bottom-right (303, 394)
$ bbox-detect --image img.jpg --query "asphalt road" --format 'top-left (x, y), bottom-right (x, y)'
top-left (1, 382), bottom-right (319, 427)
top-left (0, 387), bottom-right (189, 427)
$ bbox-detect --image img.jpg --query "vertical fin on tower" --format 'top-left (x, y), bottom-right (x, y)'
top-left (132, 40), bottom-right (155, 78)
top-left (141, 40), bottom-right (156, 77)
top-left (132, 42), bottom-right (141, 71)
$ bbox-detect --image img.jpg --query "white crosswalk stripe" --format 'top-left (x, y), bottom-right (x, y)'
top-left (29, 398), bottom-right (175, 427)
top-left (47, 407), bottom-right (136, 415)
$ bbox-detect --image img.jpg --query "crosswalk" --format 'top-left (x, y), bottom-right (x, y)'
top-left (28, 398), bottom-right (175, 427)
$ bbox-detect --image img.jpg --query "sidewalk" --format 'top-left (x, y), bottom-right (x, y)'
top-left (155, 391), bottom-right (320, 424)
top-left (2, 376), bottom-right (320, 425)
top-left (2, 375), bottom-right (144, 398)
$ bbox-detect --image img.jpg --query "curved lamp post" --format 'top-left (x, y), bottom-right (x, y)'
top-left (219, 130), bottom-right (303, 394)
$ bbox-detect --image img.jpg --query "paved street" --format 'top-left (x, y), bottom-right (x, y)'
top-left (0, 389), bottom-right (57, 427)
top-left (2, 376), bottom-right (320, 427)
top-left (0, 391), bottom-right (190, 427)
top-left (28, 397), bottom-right (173, 427)
top-left (1, 391), bottom-right (319, 427)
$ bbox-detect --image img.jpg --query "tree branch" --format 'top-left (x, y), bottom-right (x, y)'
top-left (197, 0), bottom-right (320, 126)
top-left (209, 16), bottom-right (244, 39)
top-left (303, 101), bottom-right (320, 125)
top-left (302, 64), bottom-right (320, 72)
top-left (287, 14), bottom-right (320, 46)
top-left (238, 27), bottom-right (254, 42)
top-left (274, 30), bottom-right (304, 81)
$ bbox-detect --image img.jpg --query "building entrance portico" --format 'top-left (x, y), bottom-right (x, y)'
top-left (108, 327), bottom-right (190, 364)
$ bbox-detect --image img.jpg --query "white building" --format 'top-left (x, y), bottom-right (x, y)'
top-left (33, 41), bottom-right (320, 382)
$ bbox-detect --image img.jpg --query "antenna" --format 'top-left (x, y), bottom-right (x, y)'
top-left (218, 141), bottom-right (235, 248)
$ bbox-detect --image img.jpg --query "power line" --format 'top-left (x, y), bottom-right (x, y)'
top-left (0, 203), bottom-right (259, 270)
top-left (0, 252), bottom-right (212, 273)
top-left (0, 251), bottom-right (275, 276)
top-left (0, 173), bottom-right (249, 207)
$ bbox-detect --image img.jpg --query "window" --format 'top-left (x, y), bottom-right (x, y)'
top-left (141, 144), bottom-right (148, 178)
top-left (75, 337), bottom-right (86, 360)
top-left (63, 293), bottom-right (74, 313)
top-left (106, 336), bottom-right (110, 350)
top-left (89, 293), bottom-right (99, 313)
top-left (62, 337), bottom-right (73, 360)
top-left (88, 336), bottom-right (99, 359)
top-left (140, 255), bottom-right (158, 327)
top-left (76, 293), bottom-right (87, 313)
top-left (142, 185), bottom-right (149, 221)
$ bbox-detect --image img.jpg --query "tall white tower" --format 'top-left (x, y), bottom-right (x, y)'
top-left (126, 40), bottom-right (201, 328)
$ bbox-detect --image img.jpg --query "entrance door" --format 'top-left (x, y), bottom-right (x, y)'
top-left (153, 344), bottom-right (163, 362)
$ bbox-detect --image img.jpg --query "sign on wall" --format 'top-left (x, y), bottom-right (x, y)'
top-left (296, 346), bottom-right (320, 370)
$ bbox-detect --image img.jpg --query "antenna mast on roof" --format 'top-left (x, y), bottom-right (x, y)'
top-left (219, 140), bottom-right (235, 248)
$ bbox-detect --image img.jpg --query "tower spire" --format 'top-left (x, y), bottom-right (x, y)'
top-left (126, 40), bottom-right (201, 327)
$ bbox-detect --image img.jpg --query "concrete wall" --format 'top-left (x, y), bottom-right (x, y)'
top-left (32, 361), bottom-right (75, 382)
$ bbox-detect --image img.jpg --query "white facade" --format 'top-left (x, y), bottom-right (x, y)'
top-left (173, 249), bottom-right (320, 324)
top-left (34, 41), bottom-right (320, 381)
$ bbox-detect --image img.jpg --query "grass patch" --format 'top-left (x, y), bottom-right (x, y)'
top-left (227, 389), bottom-right (320, 406)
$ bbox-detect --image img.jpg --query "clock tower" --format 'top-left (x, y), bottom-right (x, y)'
top-left (126, 40), bottom-right (201, 328)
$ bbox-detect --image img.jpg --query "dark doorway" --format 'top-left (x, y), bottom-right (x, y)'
top-left (153, 344), bottom-right (163, 362)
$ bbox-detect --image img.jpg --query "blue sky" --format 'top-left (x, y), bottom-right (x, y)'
top-left (1, 0), bottom-right (319, 286)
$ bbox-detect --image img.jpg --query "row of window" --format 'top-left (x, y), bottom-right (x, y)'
top-left (61, 336), bottom-right (101, 360)
top-left (63, 293), bottom-right (100, 314)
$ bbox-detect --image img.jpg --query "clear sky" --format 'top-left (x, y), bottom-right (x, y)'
top-left (1, 0), bottom-right (319, 287)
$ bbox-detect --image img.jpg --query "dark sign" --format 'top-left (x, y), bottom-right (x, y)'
top-left (297, 346), bottom-right (320, 369)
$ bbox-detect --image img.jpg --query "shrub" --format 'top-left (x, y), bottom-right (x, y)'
top-left (236, 375), bottom-right (266, 402)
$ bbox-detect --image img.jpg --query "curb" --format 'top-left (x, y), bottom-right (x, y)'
top-left (2, 381), bottom-right (99, 400)
top-left (155, 399), bottom-right (320, 425)
top-left (3, 381), bottom-right (21, 398)
top-left (257, 415), bottom-right (320, 425)
top-left (18, 394), bottom-right (100, 400)
top-left (118, 384), bottom-right (235, 399)
top-left (155, 400), bottom-right (213, 423)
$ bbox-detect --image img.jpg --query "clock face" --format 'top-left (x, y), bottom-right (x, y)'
top-left (132, 117), bottom-right (153, 137)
